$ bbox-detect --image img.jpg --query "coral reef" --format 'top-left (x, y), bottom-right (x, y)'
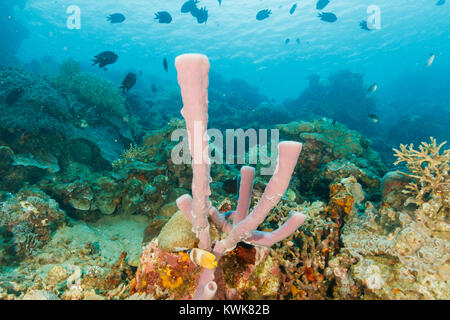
top-left (0, 188), bottom-right (65, 260)
top-left (278, 119), bottom-right (387, 199)
top-left (0, 49), bottom-right (448, 302)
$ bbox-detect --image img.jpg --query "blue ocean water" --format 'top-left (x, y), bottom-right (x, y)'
top-left (14, 0), bottom-right (449, 101)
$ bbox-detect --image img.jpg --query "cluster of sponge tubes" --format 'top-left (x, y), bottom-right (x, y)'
top-left (174, 53), bottom-right (306, 300)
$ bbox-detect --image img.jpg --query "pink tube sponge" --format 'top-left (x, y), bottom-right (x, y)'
top-left (174, 53), bottom-right (306, 300)
top-left (175, 54), bottom-right (212, 250)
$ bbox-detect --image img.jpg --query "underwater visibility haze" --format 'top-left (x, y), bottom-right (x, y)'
top-left (0, 0), bottom-right (448, 301)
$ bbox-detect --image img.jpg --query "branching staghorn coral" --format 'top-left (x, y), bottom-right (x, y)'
top-left (393, 137), bottom-right (449, 216)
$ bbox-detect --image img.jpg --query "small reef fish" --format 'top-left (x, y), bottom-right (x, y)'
top-left (119, 72), bottom-right (137, 93)
top-left (5, 88), bottom-right (24, 105)
top-left (367, 83), bottom-right (377, 93)
top-left (189, 248), bottom-right (218, 269)
top-left (163, 57), bottom-right (168, 72)
top-left (316, 0), bottom-right (330, 10)
top-left (91, 51), bottom-right (118, 68)
top-left (368, 113), bottom-right (379, 123)
top-left (289, 3), bottom-right (297, 15)
top-left (285, 38), bottom-right (290, 44)
top-left (436, 0), bottom-right (445, 5)
top-left (151, 84), bottom-right (157, 93)
top-left (296, 38), bottom-right (301, 44)
top-left (425, 53), bottom-right (435, 68)
top-left (107, 13), bottom-right (125, 23)
top-left (192, 6), bottom-right (208, 24)
top-left (318, 12), bottom-right (337, 22)
top-left (256, 9), bottom-right (271, 21)
top-left (181, 0), bottom-right (198, 13)
top-left (155, 11), bottom-right (172, 24)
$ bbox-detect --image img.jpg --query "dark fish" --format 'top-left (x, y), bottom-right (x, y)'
top-left (155, 11), bottom-right (172, 24)
top-left (289, 3), bottom-right (297, 15)
top-left (332, 119), bottom-right (337, 125)
top-left (5, 88), bottom-right (24, 105)
top-left (296, 38), bottom-right (301, 44)
top-left (163, 57), bottom-right (168, 72)
top-left (256, 9), bottom-right (271, 21)
top-left (91, 51), bottom-right (118, 68)
top-left (368, 114), bottom-right (379, 123)
top-left (119, 72), bottom-right (137, 93)
top-left (151, 84), bottom-right (157, 93)
top-left (316, 0), bottom-right (330, 10)
top-left (107, 13), bottom-right (125, 23)
top-left (181, 0), bottom-right (199, 13)
top-left (318, 12), bottom-right (337, 22)
top-left (192, 6), bottom-right (208, 23)
top-left (285, 38), bottom-right (290, 44)
top-left (139, 70), bottom-right (143, 76)
top-left (360, 20), bottom-right (371, 31)
top-left (436, 0), bottom-right (445, 5)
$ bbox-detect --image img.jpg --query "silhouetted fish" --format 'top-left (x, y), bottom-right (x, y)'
top-left (368, 114), bottom-right (379, 123)
top-left (285, 38), bottom-right (290, 44)
top-left (163, 57), bottom-right (168, 72)
top-left (318, 12), bottom-right (337, 22)
top-left (296, 38), bottom-right (301, 44)
top-left (91, 51), bottom-right (118, 68)
top-left (289, 3), bottom-right (297, 15)
top-left (256, 9), bottom-right (271, 21)
top-left (119, 72), bottom-right (137, 93)
top-left (155, 11), bottom-right (172, 24)
top-left (107, 13), bottom-right (125, 23)
top-left (181, 0), bottom-right (198, 13)
top-left (436, 0), bottom-right (445, 5)
top-left (151, 84), bottom-right (157, 93)
top-left (316, 0), bottom-right (330, 10)
top-left (5, 88), bottom-right (24, 105)
top-left (192, 6), bottom-right (208, 23)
